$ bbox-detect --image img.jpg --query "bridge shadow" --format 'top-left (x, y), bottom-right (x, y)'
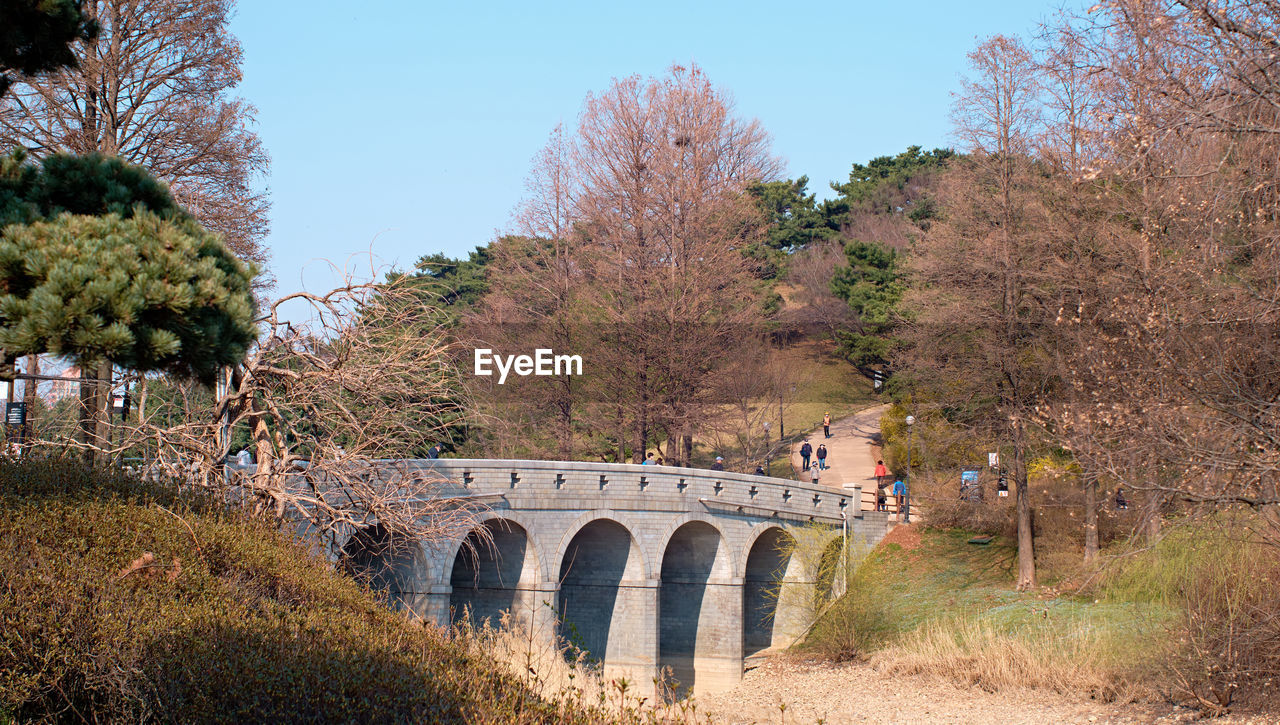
top-left (659, 521), bottom-right (724, 698)
top-left (449, 520), bottom-right (534, 627)
top-left (743, 527), bottom-right (797, 657)
top-left (557, 519), bottom-right (637, 667)
top-left (341, 524), bottom-right (420, 609)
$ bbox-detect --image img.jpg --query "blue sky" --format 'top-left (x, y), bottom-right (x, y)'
top-left (230, 1), bottom-right (1068, 296)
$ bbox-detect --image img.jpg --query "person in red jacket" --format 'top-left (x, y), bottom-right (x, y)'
top-left (874, 459), bottom-right (889, 510)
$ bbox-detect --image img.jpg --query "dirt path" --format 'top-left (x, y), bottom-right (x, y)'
top-left (790, 404), bottom-right (888, 510)
top-left (698, 658), bottom-right (1265, 725)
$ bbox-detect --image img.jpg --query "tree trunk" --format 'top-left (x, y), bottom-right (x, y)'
top-left (633, 407), bottom-right (648, 464)
top-left (1144, 492), bottom-right (1162, 541)
top-left (93, 361), bottom-right (113, 459)
top-left (21, 355), bottom-right (38, 443)
top-left (1083, 472), bottom-right (1099, 567)
top-left (557, 399), bottom-right (572, 461)
top-left (77, 365), bottom-right (97, 464)
top-left (1012, 420), bottom-right (1036, 590)
top-left (682, 434), bottom-right (693, 469)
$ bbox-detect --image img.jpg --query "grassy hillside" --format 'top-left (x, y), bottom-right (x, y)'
top-left (0, 458), bottom-right (613, 724)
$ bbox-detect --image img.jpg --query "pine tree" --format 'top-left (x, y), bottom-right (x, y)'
top-left (0, 153), bottom-right (256, 456)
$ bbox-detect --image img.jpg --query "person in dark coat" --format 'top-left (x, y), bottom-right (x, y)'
top-left (816, 444), bottom-right (828, 470)
top-left (800, 441), bottom-right (813, 471)
top-left (710, 456), bottom-right (725, 471)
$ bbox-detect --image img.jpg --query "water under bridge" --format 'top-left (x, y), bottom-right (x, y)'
top-left (339, 459), bottom-right (891, 696)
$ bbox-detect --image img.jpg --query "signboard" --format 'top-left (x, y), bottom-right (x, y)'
top-left (988, 452), bottom-right (999, 469)
top-left (6, 402), bottom-right (26, 427)
top-left (961, 468), bottom-right (982, 502)
top-left (997, 470), bottom-right (1009, 497)
top-left (873, 369), bottom-right (885, 391)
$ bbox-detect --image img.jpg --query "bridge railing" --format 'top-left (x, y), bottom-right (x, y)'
top-left (403, 459), bottom-right (861, 524)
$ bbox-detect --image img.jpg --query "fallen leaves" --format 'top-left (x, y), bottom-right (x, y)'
top-left (117, 552), bottom-right (182, 582)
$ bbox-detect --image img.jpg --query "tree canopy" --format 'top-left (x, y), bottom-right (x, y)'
top-left (0, 211), bottom-right (256, 383)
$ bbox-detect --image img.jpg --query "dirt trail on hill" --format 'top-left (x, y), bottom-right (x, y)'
top-left (791, 404), bottom-right (888, 509)
top-left (699, 659), bottom-right (1267, 725)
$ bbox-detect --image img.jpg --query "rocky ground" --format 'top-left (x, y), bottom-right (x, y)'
top-left (698, 659), bottom-right (1273, 725)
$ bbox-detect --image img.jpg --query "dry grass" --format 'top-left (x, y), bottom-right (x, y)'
top-left (870, 618), bottom-right (1154, 703)
top-left (458, 611), bottom-right (717, 723)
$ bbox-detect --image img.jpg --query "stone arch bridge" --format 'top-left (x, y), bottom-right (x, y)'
top-left (346, 460), bottom-right (890, 696)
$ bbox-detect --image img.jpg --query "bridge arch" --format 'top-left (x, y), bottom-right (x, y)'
top-left (442, 510), bottom-right (550, 588)
top-left (551, 509), bottom-right (652, 581)
top-left (653, 513), bottom-right (740, 580)
top-left (339, 523), bottom-right (423, 610)
top-left (448, 516), bottom-right (543, 628)
top-left (742, 524), bottom-right (806, 657)
top-left (658, 519), bottom-right (739, 697)
top-left (554, 513), bottom-right (652, 677)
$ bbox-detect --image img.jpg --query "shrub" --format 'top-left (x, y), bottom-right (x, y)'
top-left (801, 546), bottom-right (896, 660)
top-left (1104, 517), bottom-right (1280, 715)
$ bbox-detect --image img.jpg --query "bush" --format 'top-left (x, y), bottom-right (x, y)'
top-left (801, 546), bottom-right (896, 660)
top-left (0, 456), bottom-right (599, 724)
top-left (1104, 517), bottom-right (1280, 715)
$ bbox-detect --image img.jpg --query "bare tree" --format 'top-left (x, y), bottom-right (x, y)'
top-left (0, 0), bottom-right (269, 268)
top-left (1043, 1), bottom-right (1280, 546)
top-left (468, 65), bottom-right (782, 465)
top-left (1036, 16), bottom-right (1110, 565)
top-left (783, 241), bottom-right (859, 338)
top-left (467, 126), bottom-right (586, 460)
top-left (909, 35), bottom-right (1050, 590)
top-left (32, 275), bottom-right (476, 553)
top-left (574, 64), bottom-right (782, 463)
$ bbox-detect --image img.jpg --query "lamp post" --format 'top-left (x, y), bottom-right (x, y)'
top-left (778, 383), bottom-right (795, 442)
top-left (763, 420), bottom-right (771, 472)
top-left (778, 394), bottom-right (784, 442)
top-left (904, 414), bottom-right (915, 523)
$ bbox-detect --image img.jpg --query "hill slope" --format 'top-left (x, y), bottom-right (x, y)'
top-left (0, 458), bottom-right (593, 724)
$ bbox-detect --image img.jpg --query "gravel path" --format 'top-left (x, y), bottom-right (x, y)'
top-left (697, 659), bottom-right (1273, 725)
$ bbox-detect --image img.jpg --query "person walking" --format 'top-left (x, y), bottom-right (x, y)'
top-left (874, 459), bottom-right (889, 511)
top-left (800, 441), bottom-right (812, 471)
top-left (754, 464), bottom-right (766, 475)
top-left (823, 412), bottom-right (832, 438)
top-left (642, 452), bottom-right (656, 465)
top-left (810, 465), bottom-right (821, 486)
top-left (711, 456), bottom-right (725, 471)
top-left (816, 444), bottom-right (828, 471)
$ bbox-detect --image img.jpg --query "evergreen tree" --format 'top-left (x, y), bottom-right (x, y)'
top-left (826, 145), bottom-right (954, 226)
top-left (746, 177), bottom-right (839, 279)
top-left (0, 0), bottom-right (95, 97)
top-left (0, 211), bottom-right (256, 383)
top-left (829, 239), bottom-right (903, 368)
top-left (0, 153), bottom-right (256, 455)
